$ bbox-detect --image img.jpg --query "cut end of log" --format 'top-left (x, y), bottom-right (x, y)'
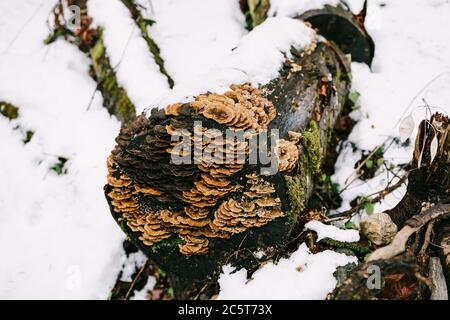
top-left (105, 83), bottom-right (293, 256)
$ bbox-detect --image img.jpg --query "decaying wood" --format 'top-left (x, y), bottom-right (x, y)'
top-left (367, 204), bottom-right (450, 262)
top-left (436, 219), bottom-right (450, 295)
top-left (299, 1), bottom-right (375, 66)
top-left (104, 5), bottom-right (375, 299)
top-left (331, 254), bottom-right (423, 300)
top-left (429, 257), bottom-right (448, 300)
top-left (387, 113), bottom-right (450, 227)
top-left (332, 113), bottom-right (450, 300)
top-left (106, 41), bottom-right (350, 299)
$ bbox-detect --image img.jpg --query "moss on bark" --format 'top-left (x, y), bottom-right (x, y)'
top-left (89, 32), bottom-right (136, 124)
top-left (120, 0), bottom-right (174, 88)
top-left (0, 101), bottom-right (19, 120)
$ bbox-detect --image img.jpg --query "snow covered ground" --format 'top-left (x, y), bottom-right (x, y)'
top-left (0, 0), bottom-right (449, 299)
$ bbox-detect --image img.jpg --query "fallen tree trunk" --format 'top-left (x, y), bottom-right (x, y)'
top-left (299, 2), bottom-right (375, 66)
top-left (104, 6), bottom-right (373, 299)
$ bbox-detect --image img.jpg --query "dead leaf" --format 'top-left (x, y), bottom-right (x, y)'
top-left (399, 114), bottom-right (415, 142)
top-left (430, 135), bottom-right (438, 163)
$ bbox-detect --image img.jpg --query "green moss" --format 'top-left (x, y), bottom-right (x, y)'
top-left (136, 18), bottom-right (174, 88)
top-left (325, 115), bottom-right (334, 150)
top-left (117, 217), bottom-right (129, 234)
top-left (320, 238), bottom-right (372, 256)
top-left (23, 130), bottom-right (34, 144)
top-left (284, 121), bottom-right (324, 224)
top-left (247, 0), bottom-right (270, 28)
top-left (43, 28), bottom-right (66, 45)
top-left (0, 101), bottom-right (19, 120)
top-left (89, 32), bottom-right (136, 123)
top-left (284, 175), bottom-right (306, 225)
top-left (149, 236), bottom-right (184, 254)
top-left (51, 157), bottom-right (69, 175)
top-left (90, 36), bottom-right (106, 69)
top-left (165, 287), bottom-right (175, 299)
top-left (300, 120), bottom-right (322, 177)
top-left (335, 65), bottom-right (342, 89)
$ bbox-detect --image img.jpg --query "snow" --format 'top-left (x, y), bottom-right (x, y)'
top-left (269, 0), bottom-right (341, 17)
top-left (224, 17), bottom-right (315, 85)
top-left (0, 0), bottom-right (124, 299)
top-left (119, 251), bottom-right (147, 282)
top-left (146, 0), bottom-right (248, 86)
top-left (305, 221), bottom-right (360, 242)
top-left (151, 16), bottom-right (315, 108)
top-left (330, 0), bottom-right (450, 217)
top-left (130, 276), bottom-right (157, 300)
top-left (218, 244), bottom-right (357, 300)
top-left (88, 0), bottom-right (170, 114)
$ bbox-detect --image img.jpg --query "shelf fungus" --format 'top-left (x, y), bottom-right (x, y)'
top-left (275, 138), bottom-right (300, 173)
top-left (100, 3), bottom-right (364, 296)
top-left (105, 83), bottom-right (299, 256)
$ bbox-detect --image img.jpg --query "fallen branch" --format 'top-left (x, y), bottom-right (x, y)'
top-left (387, 113), bottom-right (450, 227)
top-left (429, 257), bottom-right (448, 300)
top-left (367, 204), bottom-right (450, 262)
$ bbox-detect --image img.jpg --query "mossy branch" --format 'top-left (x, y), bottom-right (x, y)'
top-left (45, 1), bottom-right (136, 124)
top-left (120, 0), bottom-right (174, 88)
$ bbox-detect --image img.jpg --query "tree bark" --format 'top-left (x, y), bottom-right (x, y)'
top-left (387, 113), bottom-right (450, 227)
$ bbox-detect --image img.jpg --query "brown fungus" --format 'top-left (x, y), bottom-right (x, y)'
top-left (105, 83), bottom-right (286, 256)
top-left (275, 138), bottom-right (300, 172)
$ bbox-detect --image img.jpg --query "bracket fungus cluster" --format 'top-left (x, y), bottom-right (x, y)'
top-left (105, 83), bottom-right (301, 256)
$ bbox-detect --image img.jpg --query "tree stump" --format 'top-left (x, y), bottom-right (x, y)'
top-left (332, 113), bottom-right (450, 300)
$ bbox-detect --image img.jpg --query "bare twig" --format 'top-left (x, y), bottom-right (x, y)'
top-left (419, 221), bottom-right (434, 256)
top-left (326, 174), bottom-right (408, 222)
top-left (367, 204), bottom-right (450, 262)
top-left (429, 257), bottom-right (448, 300)
top-left (124, 260), bottom-right (149, 300)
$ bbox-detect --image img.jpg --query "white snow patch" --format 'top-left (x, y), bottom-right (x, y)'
top-left (348, 0), bottom-right (450, 151)
top-left (152, 17), bottom-right (315, 108)
top-left (305, 221), bottom-right (360, 242)
top-left (147, 0), bottom-right (247, 86)
top-left (225, 17), bottom-right (315, 85)
top-left (130, 276), bottom-right (157, 300)
top-left (120, 251), bottom-right (148, 282)
top-left (269, 0), bottom-right (340, 17)
top-left (254, 251), bottom-right (265, 259)
top-left (89, 0), bottom-right (170, 113)
top-left (218, 243), bottom-right (357, 300)
top-left (0, 0), bottom-right (124, 299)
